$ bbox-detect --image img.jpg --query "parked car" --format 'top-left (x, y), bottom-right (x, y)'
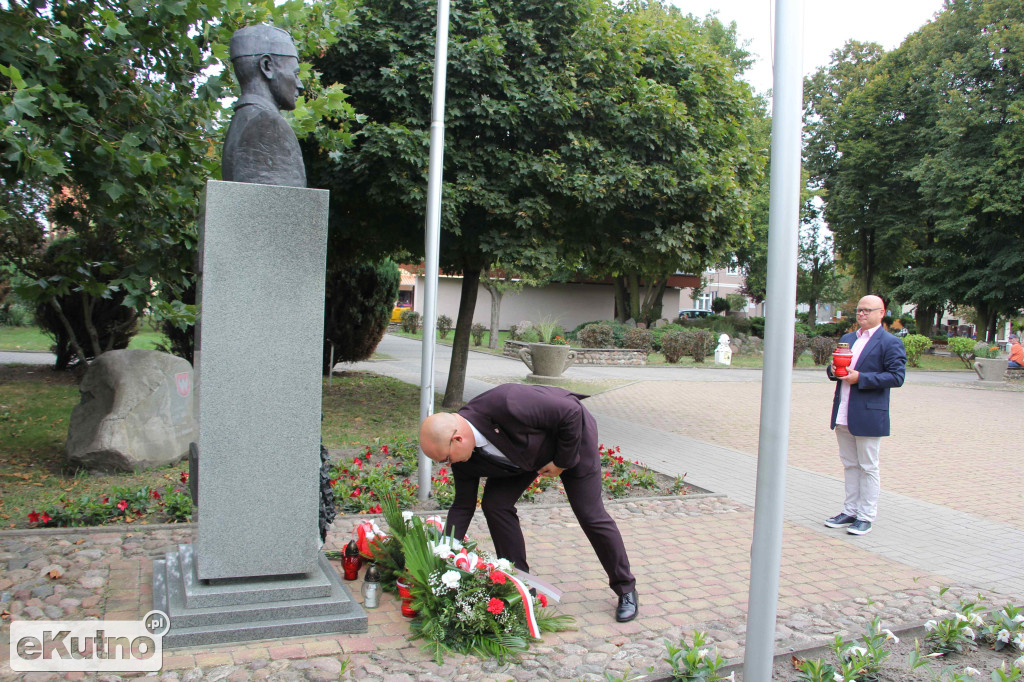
top-left (678, 308), bottom-right (715, 320)
top-left (391, 303), bottom-right (411, 323)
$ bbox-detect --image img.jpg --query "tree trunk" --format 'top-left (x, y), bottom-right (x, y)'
top-left (639, 277), bottom-right (668, 325)
top-left (82, 294), bottom-right (102, 358)
top-left (914, 304), bottom-right (935, 337)
top-left (613, 277), bottom-right (628, 322)
top-left (442, 265), bottom-right (482, 408)
top-left (49, 298), bottom-right (89, 368)
top-left (486, 285), bottom-right (502, 349)
top-left (627, 272), bottom-right (641, 323)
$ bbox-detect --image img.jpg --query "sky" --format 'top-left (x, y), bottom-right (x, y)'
top-left (670, 0), bottom-right (947, 94)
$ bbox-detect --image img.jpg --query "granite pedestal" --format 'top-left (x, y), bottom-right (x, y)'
top-left (154, 180), bottom-right (366, 646)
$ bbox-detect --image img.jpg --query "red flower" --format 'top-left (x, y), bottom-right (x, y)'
top-left (329, 479), bottom-right (337, 487)
top-left (487, 598), bottom-right (505, 615)
top-left (41, 512), bottom-right (52, 524)
top-left (381, 445), bottom-right (390, 455)
top-left (355, 459), bottom-right (363, 470)
top-left (180, 471), bottom-right (189, 484)
top-left (150, 490), bottom-right (161, 500)
top-left (28, 511), bottom-right (40, 523)
top-left (539, 594), bottom-right (548, 607)
top-left (368, 505), bottom-right (382, 514)
top-left (102, 497), bottom-right (109, 504)
top-left (489, 570), bottom-right (506, 585)
top-left (117, 500), bottom-right (128, 511)
top-left (350, 488), bottom-right (362, 498)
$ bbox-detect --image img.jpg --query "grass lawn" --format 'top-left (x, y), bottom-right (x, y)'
top-left (0, 324), bottom-right (170, 352)
top-left (0, 366), bottom-right (429, 529)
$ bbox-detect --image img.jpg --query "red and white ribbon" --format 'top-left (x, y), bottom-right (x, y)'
top-left (500, 571), bottom-right (540, 639)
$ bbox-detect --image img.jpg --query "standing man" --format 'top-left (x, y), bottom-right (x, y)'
top-left (419, 384), bottom-right (639, 622)
top-left (824, 294), bottom-right (906, 536)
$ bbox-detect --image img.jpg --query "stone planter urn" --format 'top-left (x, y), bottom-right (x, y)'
top-left (519, 343), bottom-right (576, 381)
top-left (974, 357), bottom-right (1006, 381)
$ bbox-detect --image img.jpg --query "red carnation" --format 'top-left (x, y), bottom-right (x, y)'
top-left (117, 500), bottom-right (128, 511)
top-left (487, 598), bottom-right (505, 615)
top-left (369, 505), bottom-right (382, 514)
top-left (489, 570), bottom-right (506, 585)
top-left (150, 490), bottom-right (161, 500)
top-left (28, 511), bottom-right (40, 523)
top-left (180, 471), bottom-right (189, 484)
top-left (41, 512), bottom-right (52, 524)
top-left (102, 497), bottom-right (109, 504)
top-left (539, 594), bottom-right (548, 607)
top-left (381, 445), bottom-right (389, 455)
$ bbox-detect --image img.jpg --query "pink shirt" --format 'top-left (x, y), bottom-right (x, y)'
top-left (835, 324), bottom-right (881, 426)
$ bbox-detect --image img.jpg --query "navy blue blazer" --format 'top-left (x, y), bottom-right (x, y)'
top-left (829, 327), bottom-right (906, 437)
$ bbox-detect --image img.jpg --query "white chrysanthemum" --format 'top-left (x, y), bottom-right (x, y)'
top-left (1013, 654), bottom-right (1024, 670)
top-left (998, 629), bottom-right (1012, 643)
top-left (494, 558), bottom-right (514, 572)
top-left (963, 667), bottom-right (980, 676)
top-left (696, 648), bottom-right (708, 660)
top-left (924, 620), bottom-right (937, 631)
top-left (882, 628), bottom-right (899, 643)
top-left (1013, 632), bottom-right (1024, 650)
top-left (962, 626), bottom-right (976, 640)
top-left (955, 613), bottom-right (968, 622)
top-left (440, 570), bottom-right (461, 589)
top-left (832, 673), bottom-right (843, 682)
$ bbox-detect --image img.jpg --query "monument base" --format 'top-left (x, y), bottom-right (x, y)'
top-left (153, 544), bottom-right (366, 648)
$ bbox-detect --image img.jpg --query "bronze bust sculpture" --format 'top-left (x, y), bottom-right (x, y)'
top-left (222, 25), bottom-right (307, 187)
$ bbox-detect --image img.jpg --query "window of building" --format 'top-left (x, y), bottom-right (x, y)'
top-left (726, 263), bottom-right (741, 276)
top-left (696, 293), bottom-right (714, 311)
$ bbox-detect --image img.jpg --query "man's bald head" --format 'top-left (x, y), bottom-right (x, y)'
top-left (419, 412), bottom-right (475, 464)
top-left (856, 294), bottom-right (886, 331)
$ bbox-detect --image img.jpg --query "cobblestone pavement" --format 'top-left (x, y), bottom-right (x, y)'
top-left (2, 497), bottom-right (1010, 681)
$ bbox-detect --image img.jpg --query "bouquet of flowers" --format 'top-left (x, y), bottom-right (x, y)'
top-left (376, 493), bottom-right (574, 663)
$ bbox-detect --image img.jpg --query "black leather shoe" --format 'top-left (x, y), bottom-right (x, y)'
top-left (615, 590), bottom-right (639, 622)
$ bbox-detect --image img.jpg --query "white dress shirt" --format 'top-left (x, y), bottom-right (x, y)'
top-left (835, 323), bottom-right (881, 426)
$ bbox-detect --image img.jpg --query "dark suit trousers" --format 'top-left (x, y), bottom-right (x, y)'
top-left (450, 410), bottom-right (636, 596)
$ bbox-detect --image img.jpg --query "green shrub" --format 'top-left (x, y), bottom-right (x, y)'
top-left (400, 309), bottom-right (421, 334)
top-left (508, 320), bottom-right (532, 341)
top-left (947, 336), bottom-right (977, 368)
top-left (807, 336), bottom-right (837, 365)
top-left (436, 314), bottom-right (453, 339)
top-left (470, 323), bottom-right (487, 346)
top-left (650, 323), bottom-right (685, 352)
top-left (793, 332), bottom-right (810, 364)
top-left (578, 323), bottom-right (615, 348)
top-left (687, 329), bottom-right (714, 363)
top-left (621, 328), bottom-right (653, 353)
top-left (973, 341), bottom-right (1000, 359)
top-left (33, 236), bottom-right (138, 370)
top-left (0, 300), bottom-right (32, 326)
top-left (660, 330), bottom-right (688, 363)
top-left (533, 316), bottom-right (562, 343)
top-left (809, 321), bottom-right (851, 338)
top-left (726, 294), bottom-right (748, 314)
top-left (711, 297), bottom-right (730, 314)
top-left (902, 334), bottom-right (932, 368)
top-left (323, 259), bottom-right (400, 373)
top-left (158, 282), bottom-right (195, 364)
top-left (520, 328), bottom-right (540, 343)
top-left (748, 316), bottom-right (766, 338)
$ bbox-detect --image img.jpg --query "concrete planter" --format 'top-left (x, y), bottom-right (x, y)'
top-left (974, 357), bottom-right (1006, 381)
top-left (519, 342), bottom-right (576, 380)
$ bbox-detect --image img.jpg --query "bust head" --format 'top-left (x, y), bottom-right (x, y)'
top-left (229, 25), bottom-right (303, 111)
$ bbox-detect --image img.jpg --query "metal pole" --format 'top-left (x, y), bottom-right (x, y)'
top-left (743, 0), bottom-right (804, 679)
top-left (417, 0), bottom-right (451, 501)
top-left (328, 343), bottom-right (334, 388)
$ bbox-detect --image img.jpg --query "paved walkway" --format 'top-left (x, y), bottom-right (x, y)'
top-left (1, 336), bottom-right (1021, 681)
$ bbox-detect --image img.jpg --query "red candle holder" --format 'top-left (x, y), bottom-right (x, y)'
top-left (832, 343), bottom-right (853, 377)
top-left (342, 540), bottom-right (360, 581)
top-left (396, 578), bottom-right (418, 617)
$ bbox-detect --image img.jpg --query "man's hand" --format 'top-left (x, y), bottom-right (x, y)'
top-left (537, 462), bottom-right (564, 478)
top-left (840, 369), bottom-right (859, 385)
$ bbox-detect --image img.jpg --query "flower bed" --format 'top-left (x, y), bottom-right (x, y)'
top-left (24, 471), bottom-right (193, 528)
top-left (503, 340), bottom-right (648, 366)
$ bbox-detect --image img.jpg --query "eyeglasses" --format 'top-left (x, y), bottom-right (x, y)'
top-left (855, 307), bottom-right (882, 315)
top-left (441, 427), bottom-right (457, 465)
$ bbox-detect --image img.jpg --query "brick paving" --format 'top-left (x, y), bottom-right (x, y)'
top-left (2, 335), bottom-right (1022, 680)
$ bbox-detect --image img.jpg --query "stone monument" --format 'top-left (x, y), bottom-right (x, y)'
top-left (152, 25), bottom-right (365, 647)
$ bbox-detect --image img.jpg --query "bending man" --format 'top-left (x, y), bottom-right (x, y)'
top-left (419, 383), bottom-right (638, 622)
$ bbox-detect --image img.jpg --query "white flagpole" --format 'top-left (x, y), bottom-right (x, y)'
top-left (418, 0), bottom-right (451, 501)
